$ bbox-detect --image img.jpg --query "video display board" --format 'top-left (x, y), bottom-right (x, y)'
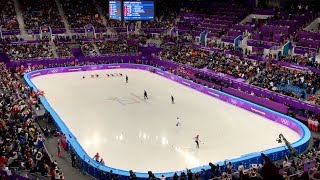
top-left (109, 0), bottom-right (122, 20)
top-left (123, 0), bottom-right (154, 21)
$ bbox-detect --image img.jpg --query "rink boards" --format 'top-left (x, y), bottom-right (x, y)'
top-left (24, 63), bottom-right (311, 179)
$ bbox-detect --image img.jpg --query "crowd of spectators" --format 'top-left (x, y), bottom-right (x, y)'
top-left (0, 36), bottom-right (24, 43)
top-left (0, 63), bottom-right (64, 179)
top-left (277, 54), bottom-right (320, 69)
top-left (55, 42), bottom-right (75, 58)
top-left (158, 44), bottom-right (211, 69)
top-left (207, 55), bottom-right (265, 80)
top-left (206, 40), bottom-right (245, 55)
top-left (0, 0), bottom-right (19, 30)
top-left (248, 64), bottom-right (320, 100)
top-left (141, 16), bottom-right (176, 30)
top-left (96, 40), bottom-right (138, 55)
top-left (4, 43), bottom-right (54, 61)
top-left (60, 0), bottom-right (105, 29)
top-left (1, 54), bottom-right (319, 179)
top-left (19, 0), bottom-right (64, 30)
top-left (81, 42), bottom-right (98, 56)
top-left (147, 145), bottom-right (320, 179)
top-left (1, 37), bottom-right (142, 60)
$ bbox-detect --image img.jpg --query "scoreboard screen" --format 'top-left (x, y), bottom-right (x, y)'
top-left (123, 0), bottom-right (154, 21)
top-left (109, 0), bottom-right (122, 20)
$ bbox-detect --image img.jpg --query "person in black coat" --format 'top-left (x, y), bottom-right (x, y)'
top-left (71, 151), bottom-right (76, 167)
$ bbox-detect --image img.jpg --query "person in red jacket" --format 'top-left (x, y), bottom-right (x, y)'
top-left (0, 155), bottom-right (7, 170)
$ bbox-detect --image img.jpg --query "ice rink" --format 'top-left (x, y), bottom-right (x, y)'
top-left (31, 68), bottom-right (300, 173)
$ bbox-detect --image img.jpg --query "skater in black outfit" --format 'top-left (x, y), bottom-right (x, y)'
top-left (171, 95), bottom-right (174, 104)
top-left (194, 135), bottom-right (200, 148)
top-left (82, 76), bottom-right (85, 79)
top-left (144, 90), bottom-right (148, 100)
top-left (126, 75), bottom-right (128, 83)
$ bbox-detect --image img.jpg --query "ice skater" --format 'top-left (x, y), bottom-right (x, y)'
top-left (126, 75), bottom-right (128, 83)
top-left (194, 135), bottom-right (201, 148)
top-left (91, 74), bottom-right (94, 78)
top-left (96, 74), bottom-right (99, 78)
top-left (171, 95), bottom-right (175, 104)
top-left (176, 117), bottom-right (181, 127)
top-left (144, 90), bottom-right (148, 100)
top-left (82, 76), bottom-right (85, 79)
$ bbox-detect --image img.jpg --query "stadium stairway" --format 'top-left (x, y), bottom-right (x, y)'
top-left (49, 41), bottom-right (59, 58)
top-left (92, 43), bottom-right (102, 56)
top-left (54, 0), bottom-right (72, 35)
top-left (36, 117), bottom-right (95, 180)
top-left (13, 0), bottom-right (31, 40)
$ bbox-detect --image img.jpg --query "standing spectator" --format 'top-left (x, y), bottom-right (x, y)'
top-left (315, 120), bottom-right (319, 132)
top-left (173, 172), bottom-right (179, 180)
top-left (93, 152), bottom-right (100, 162)
top-left (187, 169), bottom-right (193, 179)
top-left (71, 151), bottom-right (76, 167)
top-left (227, 162), bottom-right (233, 174)
top-left (238, 162), bottom-right (244, 173)
top-left (159, 175), bottom-right (166, 180)
top-left (57, 142), bottom-right (61, 158)
top-left (50, 167), bottom-right (55, 180)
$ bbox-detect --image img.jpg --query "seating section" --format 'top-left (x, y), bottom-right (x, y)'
top-left (295, 30), bottom-right (320, 54)
top-left (55, 42), bottom-right (75, 57)
top-left (159, 44), bottom-right (210, 69)
top-left (246, 10), bottom-right (316, 55)
top-left (60, 0), bottom-right (105, 28)
top-left (249, 64), bottom-right (320, 99)
top-left (81, 42), bottom-right (98, 56)
top-left (4, 43), bottom-right (53, 60)
top-left (1, 1), bottom-right (320, 179)
top-left (277, 54), bottom-right (320, 69)
top-left (177, 6), bottom-right (248, 40)
top-left (0, 63), bottom-right (65, 179)
top-left (95, 40), bottom-right (138, 55)
top-left (19, 0), bottom-right (64, 29)
top-left (207, 56), bottom-right (264, 80)
top-left (0, 0), bottom-right (19, 30)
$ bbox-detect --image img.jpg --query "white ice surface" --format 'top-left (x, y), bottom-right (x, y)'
top-left (31, 69), bottom-right (300, 173)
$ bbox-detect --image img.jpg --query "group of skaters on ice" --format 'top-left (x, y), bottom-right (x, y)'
top-left (83, 74), bottom-right (201, 148)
